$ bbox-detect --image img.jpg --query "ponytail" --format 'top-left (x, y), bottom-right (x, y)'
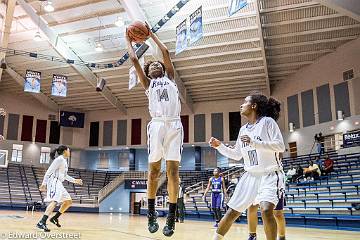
top-left (50, 145), bottom-right (69, 160)
top-left (249, 94), bottom-right (281, 121)
top-left (266, 97), bottom-right (281, 121)
top-left (50, 148), bottom-right (57, 160)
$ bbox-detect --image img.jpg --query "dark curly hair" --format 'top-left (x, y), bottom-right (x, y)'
top-left (144, 61), bottom-right (166, 78)
top-left (50, 145), bottom-right (69, 160)
top-left (249, 93), bottom-right (281, 121)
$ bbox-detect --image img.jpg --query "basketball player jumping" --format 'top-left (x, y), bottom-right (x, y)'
top-left (126, 25), bottom-right (183, 237)
top-left (36, 146), bottom-right (83, 232)
top-left (203, 167), bottom-right (228, 227)
top-left (209, 94), bottom-right (285, 240)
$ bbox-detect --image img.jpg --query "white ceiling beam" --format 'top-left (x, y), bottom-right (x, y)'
top-left (39, 0), bottom-right (110, 15)
top-left (267, 49), bottom-right (334, 59)
top-left (162, 25), bottom-right (258, 44)
top-left (188, 81), bottom-right (266, 90)
top-left (262, 13), bottom-right (343, 27)
top-left (176, 57), bottom-right (264, 71)
top-left (181, 66), bottom-right (264, 79)
top-left (169, 38), bottom-right (260, 53)
top-left (119, 0), bottom-right (193, 113)
top-left (315, 0), bottom-right (360, 22)
top-left (173, 48), bottom-right (262, 62)
top-left (0, 0), bottom-right (16, 81)
top-left (260, 2), bottom-right (320, 13)
top-left (184, 74), bottom-right (266, 85)
top-left (268, 70), bottom-right (297, 76)
top-left (5, 67), bottom-right (59, 111)
top-left (48, 9), bottom-right (124, 27)
top-left (255, 0), bottom-right (270, 96)
top-left (265, 24), bottom-right (360, 39)
top-left (268, 60), bottom-right (314, 68)
top-left (189, 85), bottom-right (267, 93)
top-left (17, 0), bottom-right (127, 114)
top-left (266, 35), bottom-right (358, 49)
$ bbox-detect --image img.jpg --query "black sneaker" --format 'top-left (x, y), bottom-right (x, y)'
top-left (147, 211), bottom-right (159, 234)
top-left (162, 216), bottom-right (175, 237)
top-left (36, 221), bottom-right (50, 232)
top-left (50, 217), bottom-right (61, 228)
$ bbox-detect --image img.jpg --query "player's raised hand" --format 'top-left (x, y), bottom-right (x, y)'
top-left (209, 137), bottom-right (221, 148)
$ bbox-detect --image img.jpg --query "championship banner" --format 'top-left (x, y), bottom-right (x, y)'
top-left (129, 57), bottom-right (145, 90)
top-left (124, 179), bottom-right (147, 189)
top-left (189, 6), bottom-right (203, 45)
top-left (343, 131), bottom-right (360, 148)
top-left (175, 19), bottom-right (188, 55)
top-left (51, 74), bottom-right (67, 97)
top-left (24, 70), bottom-right (41, 93)
top-left (60, 111), bottom-right (85, 128)
top-left (228, 0), bottom-right (248, 16)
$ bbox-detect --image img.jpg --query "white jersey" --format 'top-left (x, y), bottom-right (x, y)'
top-left (146, 76), bottom-right (181, 118)
top-left (42, 155), bottom-right (75, 185)
top-left (217, 117), bottom-right (285, 174)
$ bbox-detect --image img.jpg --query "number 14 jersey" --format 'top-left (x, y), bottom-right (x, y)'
top-left (146, 76), bottom-right (181, 118)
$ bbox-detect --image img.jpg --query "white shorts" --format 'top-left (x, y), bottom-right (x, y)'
top-left (147, 119), bottom-right (183, 162)
top-left (45, 177), bottom-right (72, 203)
top-left (227, 171), bottom-right (285, 213)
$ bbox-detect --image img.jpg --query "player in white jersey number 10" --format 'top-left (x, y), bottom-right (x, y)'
top-left (126, 23), bottom-right (183, 237)
top-left (209, 94), bottom-right (286, 240)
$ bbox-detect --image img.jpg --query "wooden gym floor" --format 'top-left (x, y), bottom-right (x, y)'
top-left (0, 210), bottom-right (359, 239)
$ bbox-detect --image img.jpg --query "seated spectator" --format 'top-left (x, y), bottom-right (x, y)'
top-left (286, 165), bottom-right (296, 183)
top-left (314, 156), bottom-right (323, 171)
top-left (304, 161), bottom-right (321, 181)
top-left (322, 154), bottom-right (334, 175)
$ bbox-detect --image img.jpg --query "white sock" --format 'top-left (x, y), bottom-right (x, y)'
top-left (212, 233), bottom-right (224, 240)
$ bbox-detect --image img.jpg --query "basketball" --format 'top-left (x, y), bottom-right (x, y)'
top-left (127, 21), bottom-right (150, 43)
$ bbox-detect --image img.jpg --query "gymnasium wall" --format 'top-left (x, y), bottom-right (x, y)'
top-left (83, 99), bottom-right (244, 149)
top-left (272, 37), bottom-right (360, 155)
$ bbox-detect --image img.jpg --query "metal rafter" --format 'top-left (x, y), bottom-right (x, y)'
top-left (17, 0), bottom-right (127, 114)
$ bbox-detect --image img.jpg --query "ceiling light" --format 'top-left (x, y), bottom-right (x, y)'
top-left (34, 31), bottom-right (42, 41)
top-left (95, 42), bottom-right (103, 52)
top-left (115, 17), bottom-right (124, 27)
top-left (330, 126), bottom-right (335, 130)
top-left (44, 1), bottom-right (54, 12)
top-left (337, 110), bottom-right (344, 121)
top-left (355, 121), bottom-right (359, 125)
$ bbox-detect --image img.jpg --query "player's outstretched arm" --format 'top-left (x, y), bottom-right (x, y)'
top-left (125, 31), bottom-right (150, 89)
top-left (148, 26), bottom-right (175, 80)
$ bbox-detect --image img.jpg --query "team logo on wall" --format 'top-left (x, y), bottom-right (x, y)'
top-left (24, 70), bottom-right (41, 93)
top-left (189, 6), bottom-right (203, 45)
top-left (228, 0), bottom-right (248, 16)
top-left (51, 74), bottom-right (67, 97)
top-left (175, 19), bottom-right (188, 55)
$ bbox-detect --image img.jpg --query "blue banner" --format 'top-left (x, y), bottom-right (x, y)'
top-left (228, 0), bottom-right (248, 16)
top-left (24, 70), bottom-right (41, 93)
top-left (175, 19), bottom-right (188, 55)
top-left (189, 6), bottom-right (203, 45)
top-left (343, 131), bottom-right (360, 148)
top-left (51, 74), bottom-right (67, 97)
top-left (60, 111), bottom-right (85, 128)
